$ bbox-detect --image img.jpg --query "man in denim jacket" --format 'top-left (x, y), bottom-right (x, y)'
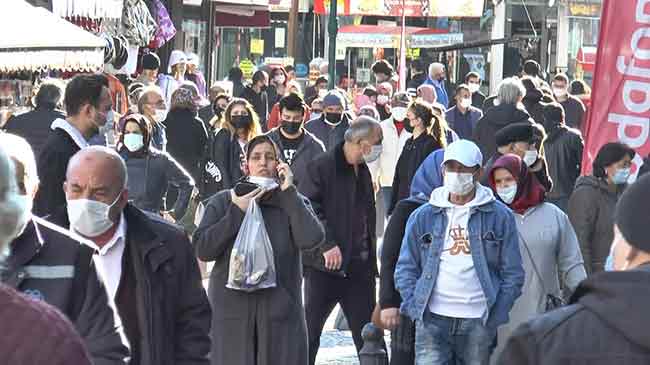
top-left (395, 140), bottom-right (524, 364)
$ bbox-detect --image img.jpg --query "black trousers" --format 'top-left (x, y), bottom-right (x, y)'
top-left (304, 260), bottom-right (376, 365)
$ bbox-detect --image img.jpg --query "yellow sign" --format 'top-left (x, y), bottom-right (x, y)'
top-left (251, 39), bottom-right (264, 55)
top-left (239, 59), bottom-right (255, 80)
top-left (406, 48), bottom-right (420, 59)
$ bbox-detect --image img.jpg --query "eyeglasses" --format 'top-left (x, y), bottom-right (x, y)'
top-left (148, 101), bottom-right (166, 108)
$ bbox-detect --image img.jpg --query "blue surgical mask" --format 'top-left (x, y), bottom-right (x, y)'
top-left (612, 168), bottom-right (631, 185)
top-left (604, 243), bottom-right (616, 271)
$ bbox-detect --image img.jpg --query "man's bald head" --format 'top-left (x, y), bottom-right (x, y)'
top-left (66, 146), bottom-right (127, 195)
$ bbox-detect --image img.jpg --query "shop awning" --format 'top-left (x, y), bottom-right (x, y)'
top-left (214, 0), bottom-right (270, 28)
top-left (336, 25), bottom-right (463, 49)
top-left (52, 0), bottom-right (122, 19)
top-left (0, 0), bottom-right (105, 72)
top-left (577, 46), bottom-right (597, 73)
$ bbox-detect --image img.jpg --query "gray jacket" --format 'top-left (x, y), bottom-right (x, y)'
top-left (266, 128), bottom-right (326, 192)
top-left (193, 186), bottom-right (325, 365)
top-left (4, 217), bottom-right (128, 365)
top-left (304, 113), bottom-right (350, 151)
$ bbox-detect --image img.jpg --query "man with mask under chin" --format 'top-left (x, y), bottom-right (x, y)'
top-left (395, 139), bottom-right (524, 365)
top-left (46, 146), bottom-right (212, 365)
top-left (34, 74), bottom-right (113, 216)
top-left (301, 117), bottom-right (385, 365)
top-left (305, 90), bottom-right (351, 151)
top-left (500, 174), bottom-right (650, 364)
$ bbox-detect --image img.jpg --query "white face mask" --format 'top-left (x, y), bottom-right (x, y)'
top-left (468, 83), bottom-right (480, 94)
top-left (66, 194), bottom-right (121, 238)
top-left (523, 150), bottom-right (538, 167)
top-left (0, 194), bottom-right (32, 248)
top-left (153, 108), bottom-right (168, 123)
top-left (248, 176), bottom-right (279, 190)
top-left (363, 144), bottom-right (383, 163)
top-left (553, 87), bottom-right (567, 98)
top-left (445, 172), bottom-right (475, 196)
top-left (391, 107), bottom-right (407, 121)
top-left (497, 184), bottom-right (517, 204)
top-left (377, 95), bottom-right (390, 105)
top-left (274, 75), bottom-right (286, 84)
top-left (318, 89), bottom-right (328, 98)
top-left (124, 133), bottom-right (144, 152)
top-left (460, 98), bottom-right (472, 109)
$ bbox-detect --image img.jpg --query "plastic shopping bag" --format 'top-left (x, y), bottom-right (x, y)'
top-left (226, 200), bottom-right (277, 292)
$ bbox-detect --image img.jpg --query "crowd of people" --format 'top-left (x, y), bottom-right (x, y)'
top-left (1, 53), bottom-right (650, 365)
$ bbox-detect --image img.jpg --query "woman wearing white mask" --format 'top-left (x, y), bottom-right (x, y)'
top-left (117, 114), bottom-right (194, 221)
top-left (487, 153), bottom-right (586, 364)
top-left (267, 67), bottom-right (288, 111)
top-left (569, 142), bottom-right (635, 275)
top-left (387, 99), bottom-right (447, 215)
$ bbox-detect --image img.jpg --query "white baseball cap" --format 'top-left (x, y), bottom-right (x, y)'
top-left (168, 50), bottom-right (187, 73)
top-left (442, 140), bottom-right (483, 168)
top-left (187, 52), bottom-right (200, 66)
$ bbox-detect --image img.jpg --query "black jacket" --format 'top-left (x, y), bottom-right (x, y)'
top-left (198, 105), bottom-right (215, 129)
top-left (472, 91), bottom-right (486, 110)
top-left (559, 96), bottom-right (586, 130)
top-left (522, 88), bottom-right (546, 125)
top-left (48, 205), bottom-right (212, 365)
top-left (301, 142), bottom-right (377, 274)
top-left (3, 107), bottom-right (66, 158)
top-left (499, 265), bottom-right (650, 364)
top-left (266, 128), bottom-right (326, 192)
top-left (304, 113), bottom-right (351, 152)
top-left (202, 128), bottom-right (244, 199)
top-left (5, 217), bottom-right (128, 365)
top-left (163, 108), bottom-right (209, 189)
top-left (407, 73), bottom-right (427, 90)
top-left (543, 125), bottom-right (584, 200)
top-left (388, 134), bottom-right (441, 214)
top-left (472, 104), bottom-right (534, 163)
top-left (241, 86), bottom-right (269, 130)
top-left (34, 128), bottom-right (82, 216)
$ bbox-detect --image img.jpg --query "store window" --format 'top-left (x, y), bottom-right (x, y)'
top-left (183, 19), bottom-right (208, 72)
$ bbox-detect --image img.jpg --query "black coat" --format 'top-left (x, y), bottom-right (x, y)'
top-left (301, 142), bottom-right (377, 274)
top-left (559, 96), bottom-right (586, 130)
top-left (499, 265), bottom-right (650, 364)
top-left (34, 128), bottom-right (82, 216)
top-left (163, 108), bottom-right (209, 188)
top-left (388, 134), bottom-right (442, 214)
top-left (202, 128), bottom-right (244, 199)
top-left (48, 205), bottom-right (212, 365)
top-left (472, 104), bottom-right (534, 163)
top-left (266, 128), bottom-right (326, 192)
top-left (543, 125), bottom-right (584, 200)
top-left (522, 88), bottom-right (546, 125)
top-left (241, 86), bottom-right (269, 130)
top-left (198, 105), bottom-right (215, 129)
top-left (5, 217), bottom-right (128, 365)
top-left (472, 91), bottom-right (486, 110)
top-left (407, 73), bottom-right (427, 90)
top-left (3, 107), bottom-right (66, 158)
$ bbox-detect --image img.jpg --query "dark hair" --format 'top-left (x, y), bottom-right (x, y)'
top-left (553, 73), bottom-right (570, 85)
top-left (411, 59), bottom-right (425, 73)
top-left (229, 67), bottom-right (243, 82)
top-left (455, 84), bottom-right (470, 95)
top-left (523, 60), bottom-right (541, 77)
top-left (278, 92), bottom-right (305, 116)
top-left (570, 79), bottom-right (591, 95)
top-left (284, 65), bottom-right (295, 73)
top-left (520, 76), bottom-right (538, 92)
top-left (244, 135), bottom-right (280, 161)
top-left (64, 74), bottom-right (109, 116)
top-left (371, 59), bottom-right (394, 76)
top-left (542, 102), bottom-right (565, 126)
top-left (465, 72), bottom-right (480, 83)
top-left (252, 70), bottom-right (268, 84)
top-left (35, 82), bottom-right (63, 109)
top-left (592, 142), bottom-right (636, 179)
top-left (118, 114), bottom-right (152, 154)
top-left (363, 85), bottom-right (378, 98)
top-left (215, 93), bottom-right (230, 104)
top-left (270, 67), bottom-right (288, 86)
top-left (315, 76), bottom-right (328, 85)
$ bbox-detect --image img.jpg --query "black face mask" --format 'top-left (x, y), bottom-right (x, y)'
top-left (377, 105), bottom-right (391, 121)
top-left (325, 112), bottom-right (342, 125)
top-left (213, 103), bottom-right (225, 116)
top-left (281, 120), bottom-right (302, 135)
top-left (231, 115), bottom-right (252, 129)
top-left (403, 118), bottom-right (414, 133)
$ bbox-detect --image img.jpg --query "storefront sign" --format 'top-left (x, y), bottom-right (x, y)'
top-left (463, 53), bottom-right (486, 81)
top-left (336, 45), bottom-right (347, 60)
top-left (582, 0), bottom-right (650, 181)
top-left (568, 3), bottom-right (601, 17)
top-left (295, 63), bottom-right (309, 77)
top-left (315, 0), bottom-right (483, 17)
top-left (406, 48), bottom-right (420, 58)
top-left (268, 0), bottom-right (310, 12)
top-left (356, 68), bottom-right (371, 83)
top-left (264, 57), bottom-right (295, 66)
top-left (239, 59), bottom-right (255, 79)
top-left (275, 28), bottom-right (286, 48)
top-left (251, 39), bottom-right (264, 54)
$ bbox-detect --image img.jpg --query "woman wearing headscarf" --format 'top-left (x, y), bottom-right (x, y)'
top-left (378, 149), bottom-right (444, 365)
top-left (117, 114), bottom-right (194, 221)
top-left (568, 142), bottom-right (635, 275)
top-left (388, 100), bottom-right (447, 214)
top-left (488, 154), bottom-right (586, 363)
top-left (202, 98), bottom-right (262, 199)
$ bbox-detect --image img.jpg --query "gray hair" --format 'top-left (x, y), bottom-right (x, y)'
top-left (35, 81), bottom-right (63, 109)
top-left (497, 77), bottom-right (526, 105)
top-left (0, 134), bottom-right (39, 195)
top-left (428, 62), bottom-right (444, 78)
top-left (0, 145), bottom-right (28, 250)
top-left (67, 146), bottom-right (128, 190)
top-left (344, 116), bottom-right (381, 143)
top-left (137, 86), bottom-right (164, 114)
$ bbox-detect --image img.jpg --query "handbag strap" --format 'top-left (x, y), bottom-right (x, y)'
top-left (517, 232), bottom-right (549, 295)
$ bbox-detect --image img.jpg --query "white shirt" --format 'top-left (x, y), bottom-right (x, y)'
top-left (51, 118), bottom-right (89, 149)
top-left (83, 214), bottom-right (127, 302)
top-left (367, 116), bottom-right (411, 187)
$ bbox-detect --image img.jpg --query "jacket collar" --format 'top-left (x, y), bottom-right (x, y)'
top-left (8, 220), bottom-right (42, 272)
top-left (333, 141), bottom-right (356, 173)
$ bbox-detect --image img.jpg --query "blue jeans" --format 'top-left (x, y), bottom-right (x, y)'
top-left (415, 312), bottom-right (496, 365)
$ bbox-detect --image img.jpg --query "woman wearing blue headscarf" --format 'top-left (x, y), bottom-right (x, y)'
top-left (377, 149), bottom-right (444, 365)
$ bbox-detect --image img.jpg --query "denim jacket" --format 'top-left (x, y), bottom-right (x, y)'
top-left (395, 188), bottom-right (524, 329)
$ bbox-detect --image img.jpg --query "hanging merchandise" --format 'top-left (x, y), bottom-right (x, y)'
top-left (150, 0), bottom-right (177, 49)
top-left (52, 0), bottom-right (123, 20)
top-left (121, 0), bottom-right (158, 48)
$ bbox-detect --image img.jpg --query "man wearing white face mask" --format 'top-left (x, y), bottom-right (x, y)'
top-left (500, 174), bottom-right (650, 365)
top-left (47, 146), bottom-right (211, 365)
top-left (395, 139), bottom-right (524, 365)
top-left (35, 74), bottom-right (112, 216)
top-left (446, 84), bottom-right (483, 140)
top-left (552, 73), bottom-right (585, 130)
top-left (137, 86), bottom-right (168, 152)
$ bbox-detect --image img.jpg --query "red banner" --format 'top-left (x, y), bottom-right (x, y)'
top-left (582, 0), bottom-right (650, 180)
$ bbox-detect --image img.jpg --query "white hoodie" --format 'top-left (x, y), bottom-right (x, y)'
top-left (428, 184), bottom-right (495, 318)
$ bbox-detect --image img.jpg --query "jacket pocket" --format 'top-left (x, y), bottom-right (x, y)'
top-left (482, 231), bottom-right (502, 270)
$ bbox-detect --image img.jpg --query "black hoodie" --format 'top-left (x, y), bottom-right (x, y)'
top-left (472, 103), bottom-right (534, 162)
top-left (522, 87), bottom-right (546, 125)
top-left (499, 265), bottom-right (650, 364)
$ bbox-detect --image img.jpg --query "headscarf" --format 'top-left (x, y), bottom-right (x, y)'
top-left (171, 85), bottom-right (199, 112)
top-left (488, 154), bottom-right (546, 214)
top-left (410, 149), bottom-right (445, 202)
top-left (117, 114), bottom-right (152, 159)
top-left (417, 84), bottom-right (436, 104)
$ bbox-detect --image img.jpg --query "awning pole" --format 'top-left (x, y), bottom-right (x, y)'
top-left (398, 0), bottom-right (407, 92)
top-left (328, 0), bottom-right (338, 89)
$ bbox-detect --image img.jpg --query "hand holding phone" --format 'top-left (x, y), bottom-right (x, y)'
top-left (276, 162), bottom-right (294, 191)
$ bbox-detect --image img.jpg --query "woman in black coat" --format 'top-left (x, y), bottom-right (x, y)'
top-left (388, 100), bottom-right (447, 214)
top-left (117, 114), bottom-right (195, 221)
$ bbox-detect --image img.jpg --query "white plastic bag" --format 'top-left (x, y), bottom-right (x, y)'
top-left (226, 200), bottom-right (277, 292)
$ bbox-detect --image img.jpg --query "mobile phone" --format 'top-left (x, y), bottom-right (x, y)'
top-left (234, 181), bottom-right (260, 196)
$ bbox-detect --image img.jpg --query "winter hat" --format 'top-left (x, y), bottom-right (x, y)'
top-left (615, 173), bottom-right (650, 252)
top-left (142, 53), bottom-right (161, 70)
top-left (168, 50), bottom-right (187, 73)
top-left (322, 91), bottom-right (344, 109)
top-left (495, 122), bottom-right (535, 147)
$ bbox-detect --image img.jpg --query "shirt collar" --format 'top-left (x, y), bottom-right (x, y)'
top-left (85, 213), bottom-right (127, 256)
top-left (50, 118), bottom-right (89, 149)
